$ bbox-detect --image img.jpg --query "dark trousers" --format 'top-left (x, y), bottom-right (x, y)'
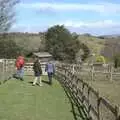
top-left (48, 72), bottom-right (53, 85)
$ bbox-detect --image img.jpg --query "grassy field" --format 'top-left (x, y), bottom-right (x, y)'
top-left (81, 72), bottom-right (120, 106)
top-left (85, 80), bottom-right (120, 106)
top-left (78, 35), bottom-right (105, 55)
top-left (78, 71), bottom-right (120, 106)
top-left (0, 76), bottom-right (75, 120)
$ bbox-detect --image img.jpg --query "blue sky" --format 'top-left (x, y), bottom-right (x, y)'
top-left (10, 0), bottom-right (120, 35)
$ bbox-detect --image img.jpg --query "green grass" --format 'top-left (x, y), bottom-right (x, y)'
top-left (81, 73), bottom-right (120, 106)
top-left (79, 72), bottom-right (120, 106)
top-left (85, 80), bottom-right (120, 106)
top-left (78, 35), bottom-right (105, 55)
top-left (0, 76), bottom-right (74, 120)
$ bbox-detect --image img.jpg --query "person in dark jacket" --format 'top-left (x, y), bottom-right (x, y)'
top-left (33, 57), bottom-right (42, 86)
top-left (45, 60), bottom-right (55, 85)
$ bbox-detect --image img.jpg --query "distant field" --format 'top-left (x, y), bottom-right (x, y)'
top-left (81, 73), bottom-right (120, 106)
top-left (78, 35), bottom-right (105, 55)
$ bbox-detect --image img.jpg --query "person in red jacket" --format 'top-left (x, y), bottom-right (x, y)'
top-left (3, 55), bottom-right (25, 83)
top-left (15, 55), bottom-right (25, 80)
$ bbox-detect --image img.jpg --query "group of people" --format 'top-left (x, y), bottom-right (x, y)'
top-left (14, 55), bottom-right (55, 86)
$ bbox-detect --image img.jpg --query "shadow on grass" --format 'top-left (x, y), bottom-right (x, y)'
top-left (57, 79), bottom-right (88, 120)
top-left (42, 80), bottom-right (50, 85)
top-left (28, 81), bottom-right (33, 84)
top-left (2, 75), bottom-right (24, 84)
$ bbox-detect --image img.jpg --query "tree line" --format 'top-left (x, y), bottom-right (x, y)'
top-left (1, 0), bottom-right (120, 66)
top-left (0, 0), bottom-right (90, 63)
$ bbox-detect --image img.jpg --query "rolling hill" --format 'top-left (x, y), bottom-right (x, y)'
top-left (1, 32), bottom-right (120, 61)
top-left (78, 35), bottom-right (106, 55)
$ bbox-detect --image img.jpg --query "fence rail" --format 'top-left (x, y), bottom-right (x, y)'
top-left (0, 59), bottom-right (16, 82)
top-left (56, 63), bottom-right (120, 120)
top-left (24, 62), bottom-right (47, 75)
top-left (60, 63), bottom-right (120, 81)
top-left (0, 59), bottom-right (48, 81)
top-left (0, 59), bottom-right (120, 119)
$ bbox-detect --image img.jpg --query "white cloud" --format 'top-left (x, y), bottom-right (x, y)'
top-left (19, 2), bottom-right (120, 14)
top-left (10, 24), bottom-right (47, 33)
top-left (50, 20), bottom-right (120, 28)
top-left (10, 20), bottom-right (120, 35)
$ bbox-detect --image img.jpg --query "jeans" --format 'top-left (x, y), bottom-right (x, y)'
top-left (17, 67), bottom-right (24, 80)
top-left (48, 72), bottom-right (53, 84)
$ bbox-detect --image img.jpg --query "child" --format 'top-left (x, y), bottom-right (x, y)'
top-left (33, 57), bottom-right (42, 86)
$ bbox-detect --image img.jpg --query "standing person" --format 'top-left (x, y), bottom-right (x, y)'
top-left (45, 60), bottom-right (55, 85)
top-left (15, 55), bottom-right (25, 81)
top-left (33, 57), bottom-right (42, 86)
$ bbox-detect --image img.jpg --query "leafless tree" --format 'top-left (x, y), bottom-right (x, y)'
top-left (0, 0), bottom-right (19, 32)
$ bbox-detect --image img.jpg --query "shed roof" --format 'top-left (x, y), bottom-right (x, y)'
top-left (33, 52), bottom-right (52, 58)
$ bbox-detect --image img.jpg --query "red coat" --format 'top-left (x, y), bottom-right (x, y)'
top-left (16, 56), bottom-right (25, 69)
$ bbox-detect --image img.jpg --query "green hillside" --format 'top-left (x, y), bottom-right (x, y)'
top-left (4, 33), bottom-right (106, 56)
top-left (0, 33), bottom-right (45, 55)
top-left (78, 35), bottom-right (106, 55)
top-left (11, 33), bottom-right (44, 52)
top-left (1, 32), bottom-right (119, 61)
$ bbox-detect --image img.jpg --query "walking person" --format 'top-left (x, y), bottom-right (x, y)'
top-left (33, 57), bottom-right (42, 86)
top-left (3, 55), bottom-right (25, 83)
top-left (45, 60), bottom-right (55, 85)
top-left (15, 55), bottom-right (25, 81)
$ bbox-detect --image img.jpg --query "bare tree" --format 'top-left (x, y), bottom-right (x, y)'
top-left (0, 0), bottom-right (20, 58)
top-left (0, 0), bottom-right (19, 32)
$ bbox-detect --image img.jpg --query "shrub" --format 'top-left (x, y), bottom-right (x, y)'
top-left (96, 55), bottom-right (106, 63)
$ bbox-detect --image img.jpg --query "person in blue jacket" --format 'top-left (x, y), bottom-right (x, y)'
top-left (45, 60), bottom-right (55, 85)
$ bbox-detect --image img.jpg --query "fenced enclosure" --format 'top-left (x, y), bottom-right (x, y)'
top-left (56, 63), bottom-right (120, 120)
top-left (0, 59), bottom-right (16, 82)
top-left (1, 59), bottom-right (120, 120)
top-left (24, 62), bottom-right (47, 75)
top-left (0, 59), bottom-right (48, 82)
top-left (60, 63), bottom-right (120, 81)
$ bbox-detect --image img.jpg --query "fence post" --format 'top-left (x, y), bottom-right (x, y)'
top-left (91, 65), bottom-right (94, 81)
top-left (110, 65), bottom-right (113, 81)
top-left (82, 82), bottom-right (85, 103)
top-left (2, 60), bottom-right (5, 81)
top-left (72, 64), bottom-right (75, 74)
top-left (115, 106), bottom-right (120, 120)
top-left (88, 86), bottom-right (91, 118)
top-left (5, 59), bottom-right (7, 72)
top-left (64, 69), bottom-right (67, 81)
top-left (97, 92), bottom-right (100, 120)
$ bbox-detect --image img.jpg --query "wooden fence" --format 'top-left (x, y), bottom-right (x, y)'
top-left (59, 63), bottom-right (120, 81)
top-left (0, 59), bottom-right (16, 82)
top-left (55, 63), bottom-right (120, 120)
top-left (0, 59), bottom-right (48, 81)
top-left (24, 62), bottom-right (47, 75)
top-left (0, 59), bottom-right (120, 119)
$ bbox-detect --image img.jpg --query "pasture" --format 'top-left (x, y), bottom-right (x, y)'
top-left (85, 79), bottom-right (120, 106)
top-left (74, 64), bottom-right (120, 107)
top-left (79, 70), bottom-right (120, 106)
